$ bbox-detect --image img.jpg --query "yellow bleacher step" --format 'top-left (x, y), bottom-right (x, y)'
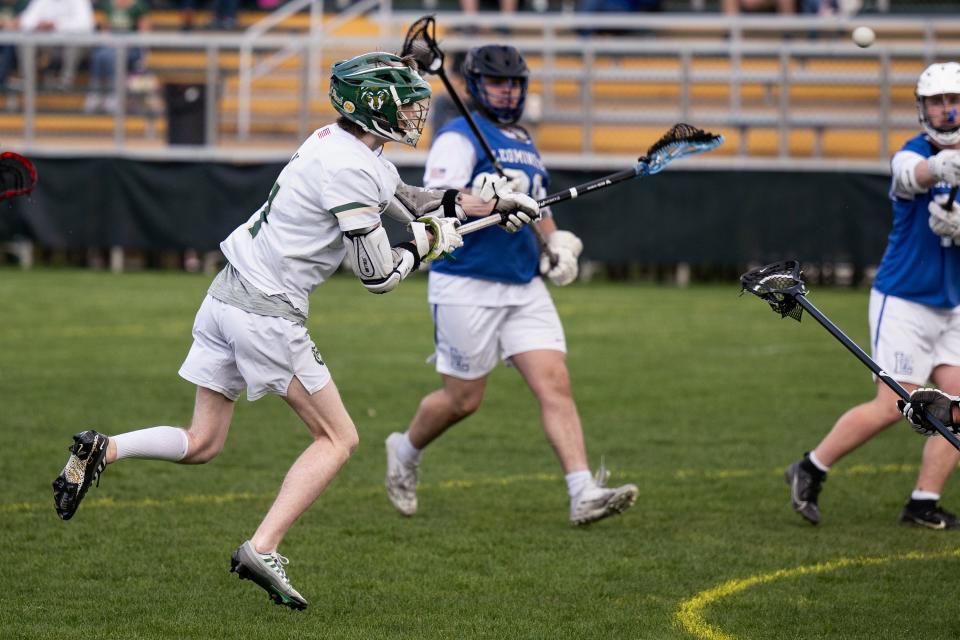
top-left (0, 113), bottom-right (164, 135)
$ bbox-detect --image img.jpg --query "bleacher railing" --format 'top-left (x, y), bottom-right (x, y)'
top-left (2, 13), bottom-right (959, 172)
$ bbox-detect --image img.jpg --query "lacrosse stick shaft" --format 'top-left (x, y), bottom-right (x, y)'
top-left (947, 185), bottom-right (958, 209)
top-left (435, 72), bottom-right (504, 176)
top-left (406, 19), bottom-right (556, 264)
top-left (794, 295), bottom-right (960, 450)
top-left (459, 165), bottom-right (643, 235)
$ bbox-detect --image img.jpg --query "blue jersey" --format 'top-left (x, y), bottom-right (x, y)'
top-left (873, 133), bottom-right (960, 308)
top-left (429, 113), bottom-right (549, 284)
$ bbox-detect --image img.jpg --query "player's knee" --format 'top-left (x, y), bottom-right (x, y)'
top-left (316, 422), bottom-right (359, 458)
top-left (537, 367), bottom-right (573, 401)
top-left (341, 427), bottom-right (360, 456)
top-left (869, 394), bottom-right (908, 425)
top-left (184, 440), bottom-right (222, 464)
top-left (449, 389), bottom-right (483, 418)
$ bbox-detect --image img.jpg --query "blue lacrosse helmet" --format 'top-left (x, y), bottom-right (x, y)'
top-left (462, 45), bottom-right (529, 125)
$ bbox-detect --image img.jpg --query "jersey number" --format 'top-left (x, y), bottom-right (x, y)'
top-left (248, 182), bottom-right (280, 238)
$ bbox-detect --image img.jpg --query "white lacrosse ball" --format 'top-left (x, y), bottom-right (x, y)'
top-left (852, 26), bottom-right (875, 48)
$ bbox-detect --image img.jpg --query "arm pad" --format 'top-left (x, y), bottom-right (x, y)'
top-left (345, 224), bottom-right (419, 294)
top-left (384, 182), bottom-right (464, 223)
top-left (892, 153), bottom-right (926, 197)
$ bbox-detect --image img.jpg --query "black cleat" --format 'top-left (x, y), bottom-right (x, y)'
top-left (785, 460), bottom-right (824, 525)
top-left (231, 541), bottom-right (308, 610)
top-left (52, 430), bottom-right (109, 521)
top-left (898, 500), bottom-right (960, 530)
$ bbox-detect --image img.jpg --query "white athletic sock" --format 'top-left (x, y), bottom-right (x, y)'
top-left (398, 432), bottom-right (422, 466)
top-left (808, 450), bottom-right (831, 473)
top-left (566, 470), bottom-right (593, 499)
top-left (911, 490), bottom-right (940, 501)
top-left (113, 426), bottom-right (189, 462)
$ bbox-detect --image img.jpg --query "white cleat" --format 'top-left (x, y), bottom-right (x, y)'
top-left (570, 463), bottom-right (638, 526)
top-left (385, 432), bottom-right (418, 516)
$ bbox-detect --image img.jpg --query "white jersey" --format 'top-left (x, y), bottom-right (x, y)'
top-left (220, 123), bottom-right (401, 317)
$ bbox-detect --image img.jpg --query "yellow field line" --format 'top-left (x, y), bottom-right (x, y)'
top-left (2, 464), bottom-right (918, 515)
top-left (675, 548), bottom-right (960, 640)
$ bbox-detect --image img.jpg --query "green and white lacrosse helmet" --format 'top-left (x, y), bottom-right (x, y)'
top-left (329, 52), bottom-right (432, 147)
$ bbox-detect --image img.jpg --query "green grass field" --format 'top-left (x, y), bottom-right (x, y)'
top-left (2, 269), bottom-right (959, 639)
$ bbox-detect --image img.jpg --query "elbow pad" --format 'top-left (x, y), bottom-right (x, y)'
top-left (893, 157), bottom-right (926, 197)
top-left (345, 224), bottom-right (419, 294)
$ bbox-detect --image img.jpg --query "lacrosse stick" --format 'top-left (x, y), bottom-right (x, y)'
top-left (459, 123), bottom-right (725, 236)
top-left (945, 185), bottom-right (958, 209)
top-left (0, 152), bottom-right (37, 201)
top-left (740, 260), bottom-right (960, 451)
top-left (401, 15), bottom-right (558, 265)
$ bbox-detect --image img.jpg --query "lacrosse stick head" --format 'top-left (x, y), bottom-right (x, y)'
top-left (637, 124), bottom-right (724, 176)
top-left (740, 260), bottom-right (808, 322)
top-left (0, 152), bottom-right (37, 201)
top-left (402, 15), bottom-right (444, 75)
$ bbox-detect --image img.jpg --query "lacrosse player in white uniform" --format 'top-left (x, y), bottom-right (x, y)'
top-left (51, 51), bottom-right (539, 610)
top-left (383, 44), bottom-right (638, 526)
top-left (785, 61), bottom-right (960, 530)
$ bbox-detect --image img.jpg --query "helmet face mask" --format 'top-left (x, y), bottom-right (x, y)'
top-left (915, 62), bottom-right (960, 147)
top-left (329, 52), bottom-right (432, 147)
top-left (462, 45), bottom-right (529, 125)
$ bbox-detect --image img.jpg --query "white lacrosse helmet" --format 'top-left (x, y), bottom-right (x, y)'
top-left (916, 62), bottom-right (960, 146)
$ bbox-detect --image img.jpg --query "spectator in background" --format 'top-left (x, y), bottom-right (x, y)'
top-left (722, 0), bottom-right (794, 14)
top-left (798, 0), bottom-right (861, 16)
top-left (178, 0), bottom-right (194, 31)
top-left (206, 0), bottom-right (239, 30)
top-left (13, 0), bottom-right (94, 88)
top-left (84, 0), bottom-right (149, 113)
top-left (461, 0), bottom-right (517, 17)
top-left (577, 0), bottom-right (660, 37)
top-left (579, 0), bottom-right (660, 15)
top-left (0, 0), bottom-right (27, 91)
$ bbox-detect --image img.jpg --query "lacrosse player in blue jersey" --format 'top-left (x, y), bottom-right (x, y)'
top-left (50, 52), bottom-right (538, 610)
top-left (384, 44), bottom-right (638, 526)
top-left (786, 61), bottom-right (960, 530)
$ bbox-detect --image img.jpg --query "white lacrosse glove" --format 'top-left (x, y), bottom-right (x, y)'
top-left (471, 169), bottom-right (530, 197)
top-left (928, 195), bottom-right (960, 238)
top-left (539, 230), bottom-right (583, 286)
top-left (897, 388), bottom-right (960, 437)
top-left (475, 174), bottom-right (540, 233)
top-left (415, 215), bottom-right (463, 262)
top-left (928, 149), bottom-right (960, 186)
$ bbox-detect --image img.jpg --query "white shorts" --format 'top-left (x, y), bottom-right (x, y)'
top-left (431, 287), bottom-right (566, 380)
top-left (179, 295), bottom-right (331, 401)
top-left (869, 289), bottom-right (960, 385)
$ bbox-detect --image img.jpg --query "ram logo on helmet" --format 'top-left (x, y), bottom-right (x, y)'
top-left (361, 88), bottom-right (390, 112)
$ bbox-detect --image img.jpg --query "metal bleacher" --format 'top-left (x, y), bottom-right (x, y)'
top-left (2, 5), bottom-right (960, 173)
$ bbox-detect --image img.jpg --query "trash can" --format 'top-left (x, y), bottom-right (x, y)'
top-left (164, 83), bottom-right (206, 145)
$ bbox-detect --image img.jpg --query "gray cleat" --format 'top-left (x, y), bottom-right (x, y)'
top-left (230, 540), bottom-right (308, 610)
top-left (785, 460), bottom-right (823, 525)
top-left (569, 463), bottom-right (638, 526)
top-left (385, 432), bottom-right (418, 516)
